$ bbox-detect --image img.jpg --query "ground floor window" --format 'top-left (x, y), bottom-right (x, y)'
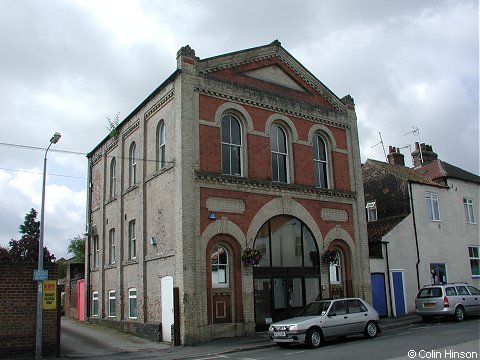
top-left (468, 246), bottom-right (480, 276)
top-left (128, 288), bottom-right (137, 319)
top-left (92, 291), bottom-right (98, 316)
top-left (108, 290), bottom-right (116, 318)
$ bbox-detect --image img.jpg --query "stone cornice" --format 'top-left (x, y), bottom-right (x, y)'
top-left (195, 171), bottom-right (356, 201)
top-left (144, 89), bottom-right (175, 121)
top-left (198, 53), bottom-right (344, 112)
top-left (196, 88), bottom-right (350, 130)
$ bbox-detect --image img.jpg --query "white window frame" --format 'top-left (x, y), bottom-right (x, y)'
top-left (468, 246), bottom-right (480, 277)
top-left (128, 220), bottom-right (136, 260)
top-left (157, 121), bottom-right (166, 170)
top-left (313, 134), bottom-right (330, 188)
top-left (110, 157), bottom-right (116, 198)
top-left (108, 228), bottom-right (115, 265)
top-left (211, 245), bottom-right (229, 288)
top-left (221, 115), bottom-right (243, 176)
top-left (108, 290), bottom-right (116, 318)
top-left (366, 201), bottom-right (377, 222)
top-left (270, 124), bottom-right (289, 183)
top-left (92, 291), bottom-right (99, 317)
top-left (464, 198), bottom-right (476, 224)
top-left (426, 192), bottom-right (441, 221)
top-left (128, 288), bottom-right (137, 319)
top-left (129, 142), bottom-right (136, 186)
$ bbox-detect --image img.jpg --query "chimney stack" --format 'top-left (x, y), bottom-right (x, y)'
top-left (387, 146), bottom-right (405, 166)
top-left (411, 142), bottom-right (438, 167)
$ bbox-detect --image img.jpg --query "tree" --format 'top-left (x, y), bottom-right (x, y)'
top-left (67, 235), bottom-right (85, 263)
top-left (0, 208), bottom-right (55, 263)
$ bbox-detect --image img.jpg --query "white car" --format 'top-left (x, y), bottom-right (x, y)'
top-left (268, 298), bottom-right (380, 348)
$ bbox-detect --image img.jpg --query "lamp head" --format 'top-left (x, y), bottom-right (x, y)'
top-left (50, 132), bottom-right (61, 144)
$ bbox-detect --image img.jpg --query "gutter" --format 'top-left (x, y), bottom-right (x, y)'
top-left (382, 241), bottom-right (393, 317)
top-left (85, 156), bottom-right (92, 320)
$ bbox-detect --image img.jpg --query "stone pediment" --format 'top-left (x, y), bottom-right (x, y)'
top-left (242, 65), bottom-right (307, 92)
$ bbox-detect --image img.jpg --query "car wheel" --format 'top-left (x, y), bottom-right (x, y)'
top-left (276, 342), bottom-right (290, 348)
top-left (364, 321), bottom-right (378, 338)
top-left (454, 306), bottom-right (465, 322)
top-left (306, 328), bottom-right (323, 349)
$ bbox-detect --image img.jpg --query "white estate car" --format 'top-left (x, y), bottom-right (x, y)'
top-left (268, 298), bottom-right (380, 348)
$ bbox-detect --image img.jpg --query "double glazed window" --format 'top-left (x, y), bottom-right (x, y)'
top-left (128, 220), bottom-right (136, 260)
top-left (464, 198), bottom-right (476, 224)
top-left (221, 115), bottom-right (242, 176)
top-left (129, 142), bottom-right (136, 187)
top-left (270, 125), bottom-right (289, 183)
top-left (157, 122), bottom-right (166, 170)
top-left (313, 135), bottom-right (329, 188)
top-left (426, 192), bottom-right (440, 221)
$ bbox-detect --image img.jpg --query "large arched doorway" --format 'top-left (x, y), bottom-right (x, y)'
top-left (253, 216), bottom-right (321, 330)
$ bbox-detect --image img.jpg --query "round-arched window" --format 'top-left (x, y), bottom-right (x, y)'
top-left (211, 245), bottom-right (229, 288)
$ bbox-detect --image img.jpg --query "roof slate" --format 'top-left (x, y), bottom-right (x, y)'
top-left (367, 214), bottom-right (408, 243)
top-left (415, 160), bottom-right (480, 184)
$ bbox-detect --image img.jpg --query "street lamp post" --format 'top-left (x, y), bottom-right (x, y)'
top-left (35, 132), bottom-right (61, 360)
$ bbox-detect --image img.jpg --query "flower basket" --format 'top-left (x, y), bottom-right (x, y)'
top-left (241, 247), bottom-right (262, 266)
top-left (322, 249), bottom-right (339, 265)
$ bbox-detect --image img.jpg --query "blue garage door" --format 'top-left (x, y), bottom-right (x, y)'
top-left (371, 273), bottom-right (388, 317)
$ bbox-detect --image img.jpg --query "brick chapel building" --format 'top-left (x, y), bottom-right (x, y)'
top-left (86, 41), bottom-right (370, 344)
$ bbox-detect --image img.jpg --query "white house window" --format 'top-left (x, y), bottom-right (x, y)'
top-left (110, 157), bottom-right (116, 198)
top-left (128, 220), bottom-right (136, 260)
top-left (211, 245), bottom-right (229, 288)
top-left (128, 288), bottom-right (137, 319)
top-left (313, 134), bottom-right (329, 188)
top-left (92, 291), bottom-right (99, 316)
top-left (221, 115), bottom-right (242, 176)
top-left (426, 192), bottom-right (440, 221)
top-left (366, 201), bottom-right (377, 222)
top-left (329, 251), bottom-right (342, 285)
top-left (464, 198), bottom-right (476, 224)
top-left (469, 246), bottom-right (480, 277)
top-left (270, 124), bottom-right (289, 183)
top-left (108, 290), bottom-right (116, 317)
top-left (108, 228), bottom-right (115, 265)
top-left (93, 236), bottom-right (99, 267)
top-left (157, 121), bottom-right (166, 170)
top-left (129, 142), bottom-right (136, 186)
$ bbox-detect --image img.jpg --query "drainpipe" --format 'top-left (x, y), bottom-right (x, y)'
top-left (408, 181), bottom-right (421, 290)
top-left (383, 241), bottom-right (393, 317)
top-left (85, 156), bottom-right (92, 320)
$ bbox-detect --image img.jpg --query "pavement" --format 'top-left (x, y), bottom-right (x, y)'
top-left (52, 314), bottom-right (422, 359)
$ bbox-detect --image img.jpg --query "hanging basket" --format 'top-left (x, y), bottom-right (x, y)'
top-left (322, 249), bottom-right (339, 265)
top-left (241, 247), bottom-right (262, 266)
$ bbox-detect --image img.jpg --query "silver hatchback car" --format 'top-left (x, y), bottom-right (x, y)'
top-left (415, 283), bottom-right (480, 322)
top-left (268, 298), bottom-right (380, 348)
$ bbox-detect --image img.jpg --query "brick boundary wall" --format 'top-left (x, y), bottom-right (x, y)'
top-left (0, 261), bottom-right (59, 359)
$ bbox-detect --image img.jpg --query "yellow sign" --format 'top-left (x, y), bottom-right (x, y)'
top-left (43, 280), bottom-right (57, 310)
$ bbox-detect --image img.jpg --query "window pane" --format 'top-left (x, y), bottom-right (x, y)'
top-left (470, 259), bottom-right (480, 276)
top-left (291, 278), bottom-right (303, 307)
top-left (222, 144), bottom-right (231, 175)
top-left (278, 154), bottom-right (287, 183)
top-left (303, 227), bottom-right (319, 267)
top-left (271, 217), bottom-right (302, 267)
top-left (320, 162), bottom-right (328, 188)
top-left (273, 278), bottom-right (286, 309)
top-left (270, 126), bottom-right (279, 152)
top-left (231, 118), bottom-right (241, 145)
top-left (255, 224), bottom-right (270, 267)
top-left (231, 146), bottom-right (241, 176)
top-left (221, 116), bottom-right (230, 142)
top-left (314, 162), bottom-right (321, 187)
top-left (317, 136), bottom-right (326, 161)
top-left (313, 136), bottom-right (319, 160)
top-left (277, 127), bottom-right (287, 153)
top-left (271, 154), bottom-right (278, 181)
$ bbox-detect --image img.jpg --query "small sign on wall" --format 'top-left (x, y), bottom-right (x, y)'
top-left (43, 280), bottom-right (57, 310)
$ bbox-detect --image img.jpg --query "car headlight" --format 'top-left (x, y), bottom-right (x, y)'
top-left (288, 325), bottom-right (298, 331)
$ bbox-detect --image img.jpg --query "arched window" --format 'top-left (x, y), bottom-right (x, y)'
top-left (109, 157), bottom-right (116, 198)
top-left (270, 125), bottom-right (289, 183)
top-left (221, 115), bottom-right (242, 176)
top-left (129, 142), bottom-right (136, 186)
top-left (329, 250), bottom-right (342, 284)
top-left (313, 134), bottom-right (329, 188)
top-left (157, 122), bottom-right (165, 170)
top-left (211, 245), bottom-right (229, 288)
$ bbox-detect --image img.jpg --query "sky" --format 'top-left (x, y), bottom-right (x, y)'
top-left (0, 0), bottom-right (478, 259)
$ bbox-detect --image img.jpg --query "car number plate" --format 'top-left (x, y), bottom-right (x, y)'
top-left (274, 331), bottom-right (286, 337)
top-left (423, 303), bottom-right (435, 308)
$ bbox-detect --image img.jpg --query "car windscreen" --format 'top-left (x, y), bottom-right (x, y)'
top-left (417, 287), bottom-right (442, 298)
top-left (302, 301), bottom-right (331, 316)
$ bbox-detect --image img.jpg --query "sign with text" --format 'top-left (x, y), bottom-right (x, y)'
top-left (42, 280), bottom-right (57, 310)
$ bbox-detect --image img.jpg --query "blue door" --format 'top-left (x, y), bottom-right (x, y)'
top-left (392, 271), bottom-right (406, 317)
top-left (371, 273), bottom-right (388, 317)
